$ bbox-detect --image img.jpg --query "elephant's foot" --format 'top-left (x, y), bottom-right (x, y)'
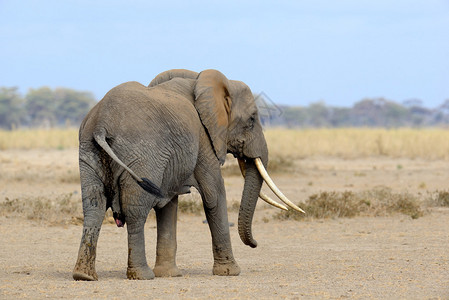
top-left (153, 263), bottom-right (182, 277)
top-left (127, 265), bottom-right (155, 280)
top-left (213, 260), bottom-right (241, 276)
top-left (73, 264), bottom-right (98, 281)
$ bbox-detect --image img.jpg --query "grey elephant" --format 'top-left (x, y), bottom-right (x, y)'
top-left (72, 69), bottom-right (303, 281)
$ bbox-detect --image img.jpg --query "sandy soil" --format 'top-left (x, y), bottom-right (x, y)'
top-left (0, 149), bottom-right (448, 299)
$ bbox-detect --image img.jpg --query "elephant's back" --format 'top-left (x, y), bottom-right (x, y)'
top-left (80, 81), bottom-right (201, 160)
top-left (84, 81), bottom-right (199, 135)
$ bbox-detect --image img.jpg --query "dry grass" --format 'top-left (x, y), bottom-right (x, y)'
top-left (0, 128), bottom-right (78, 150)
top-left (0, 168), bottom-right (80, 185)
top-left (2, 128), bottom-right (449, 161)
top-left (265, 128), bottom-right (449, 160)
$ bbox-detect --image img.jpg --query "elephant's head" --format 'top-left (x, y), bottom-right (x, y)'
top-left (151, 69), bottom-right (304, 248)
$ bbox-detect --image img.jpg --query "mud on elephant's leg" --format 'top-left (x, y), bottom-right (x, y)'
top-left (153, 196), bottom-right (182, 277)
top-left (73, 186), bottom-right (107, 281)
top-left (73, 226), bottom-right (102, 281)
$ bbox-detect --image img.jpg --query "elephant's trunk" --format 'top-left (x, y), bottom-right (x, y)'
top-left (238, 158), bottom-right (265, 248)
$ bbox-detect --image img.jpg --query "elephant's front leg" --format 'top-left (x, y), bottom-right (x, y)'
top-left (153, 196), bottom-right (182, 277)
top-left (204, 194), bottom-right (241, 276)
top-left (195, 163), bottom-right (241, 276)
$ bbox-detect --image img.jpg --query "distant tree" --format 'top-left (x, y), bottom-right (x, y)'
top-left (409, 106), bottom-right (432, 127)
top-left (329, 107), bottom-right (352, 127)
top-left (24, 87), bottom-right (97, 127)
top-left (383, 100), bottom-right (409, 127)
top-left (25, 87), bottom-right (56, 127)
top-left (431, 99), bottom-right (449, 125)
top-left (282, 106), bottom-right (307, 127)
top-left (0, 87), bottom-right (25, 129)
top-left (438, 99), bottom-right (449, 115)
top-left (54, 88), bottom-right (96, 126)
top-left (352, 98), bottom-right (409, 127)
top-left (257, 97), bottom-right (449, 128)
top-left (402, 98), bottom-right (423, 108)
top-left (306, 101), bottom-right (330, 127)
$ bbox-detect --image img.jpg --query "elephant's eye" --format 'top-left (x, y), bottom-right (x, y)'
top-left (246, 114), bottom-right (256, 130)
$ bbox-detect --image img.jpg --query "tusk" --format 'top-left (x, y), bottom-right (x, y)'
top-left (259, 191), bottom-right (289, 211)
top-left (238, 158), bottom-right (288, 211)
top-left (237, 158), bottom-right (246, 177)
top-left (255, 158), bottom-right (305, 214)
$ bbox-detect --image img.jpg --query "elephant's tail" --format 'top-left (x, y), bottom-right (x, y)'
top-left (93, 129), bottom-right (163, 197)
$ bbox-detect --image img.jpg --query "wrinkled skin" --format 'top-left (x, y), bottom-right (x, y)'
top-left (73, 69), bottom-right (268, 281)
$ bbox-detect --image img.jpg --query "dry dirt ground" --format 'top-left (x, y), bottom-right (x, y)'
top-left (0, 149), bottom-right (448, 299)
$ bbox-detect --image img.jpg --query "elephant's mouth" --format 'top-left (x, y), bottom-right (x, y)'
top-left (227, 140), bottom-right (245, 159)
top-left (237, 157), bottom-right (305, 213)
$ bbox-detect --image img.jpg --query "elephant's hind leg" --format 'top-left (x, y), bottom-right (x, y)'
top-left (126, 219), bottom-right (154, 280)
top-left (125, 210), bottom-right (155, 280)
top-left (153, 196), bottom-right (182, 277)
top-left (122, 182), bottom-right (155, 280)
top-left (73, 172), bottom-right (107, 281)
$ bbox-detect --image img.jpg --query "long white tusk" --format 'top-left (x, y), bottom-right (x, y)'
top-left (238, 158), bottom-right (288, 211)
top-left (255, 158), bottom-right (305, 214)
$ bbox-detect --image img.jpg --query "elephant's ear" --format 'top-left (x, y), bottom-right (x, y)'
top-left (194, 69), bottom-right (232, 165)
top-left (149, 69), bottom-right (199, 87)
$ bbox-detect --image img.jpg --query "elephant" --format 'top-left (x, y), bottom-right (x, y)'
top-left (72, 69), bottom-right (304, 281)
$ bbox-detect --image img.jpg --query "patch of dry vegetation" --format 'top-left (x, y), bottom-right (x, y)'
top-left (4, 188), bottom-right (448, 225)
top-left (0, 193), bottom-right (83, 225)
top-left (272, 186), bottom-right (447, 221)
top-left (0, 193), bottom-right (137, 226)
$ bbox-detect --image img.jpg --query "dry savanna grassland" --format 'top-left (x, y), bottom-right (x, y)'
top-left (0, 128), bottom-right (448, 299)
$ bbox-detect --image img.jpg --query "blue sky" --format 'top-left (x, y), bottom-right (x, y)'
top-left (1, 0), bottom-right (448, 107)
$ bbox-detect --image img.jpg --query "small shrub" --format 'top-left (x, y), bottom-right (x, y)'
top-left (1, 197), bottom-right (25, 213)
top-left (386, 194), bottom-right (423, 219)
top-left (307, 191), bottom-right (362, 219)
top-left (436, 191), bottom-right (449, 207)
top-left (427, 190), bottom-right (449, 207)
top-left (178, 198), bottom-right (203, 215)
top-left (229, 201), bottom-right (240, 212)
top-left (274, 191), bottom-right (363, 221)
